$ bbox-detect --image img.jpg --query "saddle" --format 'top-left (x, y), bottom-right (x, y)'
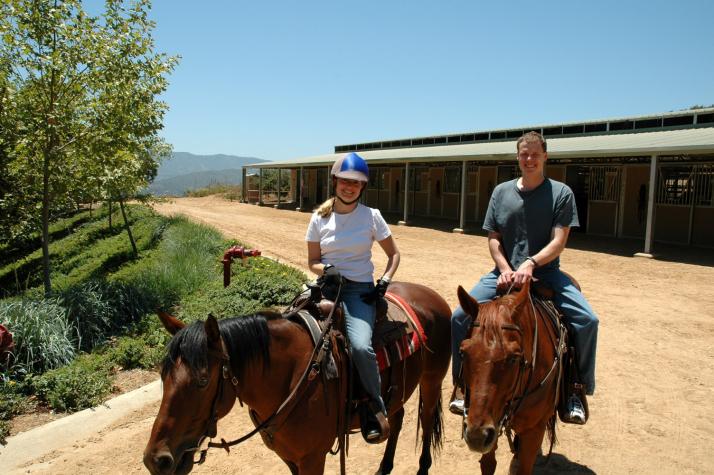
top-left (283, 282), bottom-right (426, 442)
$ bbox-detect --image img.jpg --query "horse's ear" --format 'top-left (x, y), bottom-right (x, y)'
top-left (514, 279), bottom-right (532, 307)
top-left (205, 314), bottom-right (221, 348)
top-left (157, 310), bottom-right (185, 335)
top-left (457, 285), bottom-right (479, 319)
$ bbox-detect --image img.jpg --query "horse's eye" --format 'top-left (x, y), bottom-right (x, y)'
top-left (197, 377), bottom-right (209, 388)
top-left (507, 354), bottom-right (521, 365)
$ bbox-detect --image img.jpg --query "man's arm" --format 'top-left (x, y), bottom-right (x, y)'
top-left (488, 231), bottom-right (516, 286)
top-left (512, 226), bottom-right (571, 284)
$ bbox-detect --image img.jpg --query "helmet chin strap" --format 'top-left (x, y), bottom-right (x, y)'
top-left (335, 194), bottom-right (360, 206)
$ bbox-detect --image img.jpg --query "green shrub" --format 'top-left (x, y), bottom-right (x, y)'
top-left (57, 281), bottom-right (115, 351)
top-left (178, 256), bottom-right (306, 319)
top-left (32, 355), bottom-right (113, 412)
top-left (0, 377), bottom-right (27, 420)
top-left (106, 337), bottom-right (147, 370)
top-left (0, 420), bottom-right (9, 445)
top-left (0, 300), bottom-right (75, 373)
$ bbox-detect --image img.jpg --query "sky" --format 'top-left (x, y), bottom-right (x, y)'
top-left (91, 0), bottom-right (714, 162)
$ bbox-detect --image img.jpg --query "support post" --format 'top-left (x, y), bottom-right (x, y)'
top-left (259, 168), bottom-right (264, 205)
top-left (241, 167), bottom-right (247, 202)
top-left (636, 155), bottom-right (658, 257)
top-left (399, 163), bottom-right (410, 225)
top-left (453, 160), bottom-right (468, 233)
top-left (298, 167), bottom-right (304, 211)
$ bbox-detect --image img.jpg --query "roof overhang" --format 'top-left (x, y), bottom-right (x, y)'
top-left (245, 127), bottom-right (714, 169)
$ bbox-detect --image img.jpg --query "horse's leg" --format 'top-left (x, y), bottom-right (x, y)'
top-left (479, 442), bottom-right (498, 475)
top-left (279, 457), bottom-right (298, 475)
top-left (296, 453), bottom-right (328, 475)
top-left (376, 407), bottom-right (405, 475)
top-left (509, 426), bottom-right (546, 475)
top-left (416, 377), bottom-right (444, 475)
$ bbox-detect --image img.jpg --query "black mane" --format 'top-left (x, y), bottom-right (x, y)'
top-left (161, 311), bottom-right (282, 380)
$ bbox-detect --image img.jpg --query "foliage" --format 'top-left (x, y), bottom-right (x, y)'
top-left (0, 205), bottom-right (165, 297)
top-left (178, 256), bottom-right (306, 320)
top-left (31, 355), bottom-right (113, 412)
top-left (104, 335), bottom-right (162, 370)
top-left (0, 203), bottom-right (312, 427)
top-left (0, 299), bottom-right (75, 374)
top-left (0, 0), bottom-right (178, 293)
top-left (260, 169), bottom-right (291, 192)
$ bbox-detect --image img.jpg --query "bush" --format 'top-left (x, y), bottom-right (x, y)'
top-left (32, 355), bottom-right (113, 412)
top-left (178, 256), bottom-right (306, 320)
top-left (0, 376), bottom-right (27, 420)
top-left (0, 300), bottom-right (75, 374)
top-left (57, 281), bottom-right (115, 352)
top-left (105, 336), bottom-right (163, 370)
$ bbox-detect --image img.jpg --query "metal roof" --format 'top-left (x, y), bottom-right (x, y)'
top-left (246, 127), bottom-right (714, 169)
top-left (334, 107), bottom-right (714, 153)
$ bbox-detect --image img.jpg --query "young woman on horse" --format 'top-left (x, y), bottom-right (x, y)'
top-left (306, 152), bottom-right (401, 443)
top-left (450, 131), bottom-right (599, 424)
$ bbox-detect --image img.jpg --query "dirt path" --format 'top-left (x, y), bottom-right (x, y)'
top-left (13, 196), bottom-right (714, 474)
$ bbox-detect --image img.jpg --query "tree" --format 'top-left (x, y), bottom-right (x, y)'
top-left (0, 0), bottom-right (177, 294)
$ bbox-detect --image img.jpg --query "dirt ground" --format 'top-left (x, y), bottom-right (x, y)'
top-left (13, 196), bottom-right (714, 474)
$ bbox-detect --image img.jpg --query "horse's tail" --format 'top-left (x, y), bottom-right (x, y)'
top-left (546, 413), bottom-right (558, 457)
top-left (416, 391), bottom-right (444, 453)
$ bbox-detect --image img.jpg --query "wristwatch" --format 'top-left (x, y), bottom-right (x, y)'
top-left (525, 256), bottom-right (538, 267)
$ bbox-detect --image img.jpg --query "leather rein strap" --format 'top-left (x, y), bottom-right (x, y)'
top-left (193, 284), bottom-right (343, 464)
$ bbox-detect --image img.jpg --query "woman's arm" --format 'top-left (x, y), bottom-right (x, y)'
top-left (307, 241), bottom-right (327, 276)
top-left (376, 235), bottom-right (400, 281)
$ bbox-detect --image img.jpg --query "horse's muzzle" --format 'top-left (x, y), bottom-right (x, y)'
top-left (463, 422), bottom-right (498, 453)
top-left (144, 445), bottom-right (194, 475)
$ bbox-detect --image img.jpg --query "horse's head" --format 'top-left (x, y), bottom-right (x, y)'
top-left (143, 312), bottom-right (238, 475)
top-left (456, 281), bottom-right (533, 453)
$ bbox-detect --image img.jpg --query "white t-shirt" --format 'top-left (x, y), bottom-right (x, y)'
top-left (305, 203), bottom-right (391, 283)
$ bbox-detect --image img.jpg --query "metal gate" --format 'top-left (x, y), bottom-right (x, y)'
top-left (587, 166), bottom-right (622, 236)
top-left (655, 163), bottom-right (714, 245)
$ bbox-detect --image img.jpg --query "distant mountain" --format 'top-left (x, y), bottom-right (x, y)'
top-left (148, 169), bottom-right (245, 196)
top-left (147, 152), bottom-right (266, 196)
top-left (155, 152), bottom-right (265, 180)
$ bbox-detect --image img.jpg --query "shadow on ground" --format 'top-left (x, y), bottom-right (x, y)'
top-left (382, 213), bottom-right (714, 268)
top-left (532, 452), bottom-right (596, 474)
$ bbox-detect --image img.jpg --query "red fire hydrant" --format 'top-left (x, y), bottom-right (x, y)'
top-left (222, 246), bottom-right (261, 287)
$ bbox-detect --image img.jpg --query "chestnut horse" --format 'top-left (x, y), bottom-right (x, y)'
top-left (144, 281), bottom-right (451, 475)
top-left (456, 280), bottom-right (567, 475)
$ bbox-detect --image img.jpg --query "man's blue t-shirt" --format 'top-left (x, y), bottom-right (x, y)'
top-left (482, 178), bottom-right (579, 271)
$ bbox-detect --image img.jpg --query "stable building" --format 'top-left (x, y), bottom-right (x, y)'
top-left (243, 108), bottom-right (714, 253)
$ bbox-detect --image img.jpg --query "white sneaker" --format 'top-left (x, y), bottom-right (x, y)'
top-left (449, 398), bottom-right (465, 415)
top-left (566, 395), bottom-right (586, 424)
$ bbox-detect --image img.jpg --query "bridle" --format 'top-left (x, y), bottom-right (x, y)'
top-left (462, 287), bottom-right (567, 452)
top-left (183, 286), bottom-right (343, 466)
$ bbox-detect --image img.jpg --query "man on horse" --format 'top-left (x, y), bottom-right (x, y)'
top-left (450, 131), bottom-right (598, 424)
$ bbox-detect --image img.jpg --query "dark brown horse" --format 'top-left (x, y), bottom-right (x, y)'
top-left (144, 281), bottom-right (451, 475)
top-left (456, 280), bottom-right (566, 475)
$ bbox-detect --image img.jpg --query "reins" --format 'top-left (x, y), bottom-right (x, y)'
top-left (190, 282), bottom-right (343, 465)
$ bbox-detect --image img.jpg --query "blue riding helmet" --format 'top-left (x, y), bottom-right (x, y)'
top-left (331, 152), bottom-right (369, 183)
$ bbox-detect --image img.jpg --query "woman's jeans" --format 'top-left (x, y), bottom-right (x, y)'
top-left (340, 281), bottom-right (386, 413)
top-left (451, 268), bottom-right (599, 396)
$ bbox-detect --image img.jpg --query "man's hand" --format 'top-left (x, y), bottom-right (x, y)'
top-left (512, 257), bottom-right (537, 285)
top-left (497, 270), bottom-right (516, 287)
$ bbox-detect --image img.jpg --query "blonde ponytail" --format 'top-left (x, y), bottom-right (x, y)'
top-left (316, 197), bottom-right (335, 218)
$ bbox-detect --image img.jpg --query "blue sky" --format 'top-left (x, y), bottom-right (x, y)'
top-left (97, 1), bottom-right (714, 161)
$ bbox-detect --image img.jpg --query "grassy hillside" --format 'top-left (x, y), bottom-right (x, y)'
top-left (0, 204), bottom-right (307, 442)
